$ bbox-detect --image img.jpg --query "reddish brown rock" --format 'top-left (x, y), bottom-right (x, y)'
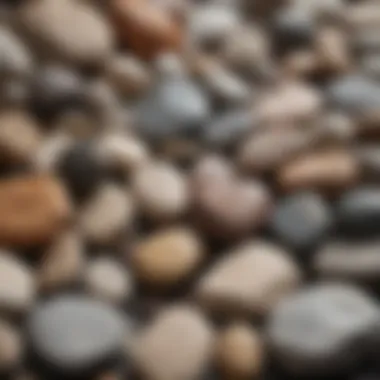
top-left (277, 150), bottom-right (359, 193)
top-left (110, 0), bottom-right (183, 59)
top-left (0, 176), bottom-right (72, 246)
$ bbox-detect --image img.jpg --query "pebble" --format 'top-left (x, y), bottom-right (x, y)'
top-left (255, 81), bottom-right (322, 124)
top-left (0, 176), bottom-right (72, 247)
top-left (38, 231), bottom-right (85, 292)
top-left (132, 227), bottom-right (204, 287)
top-left (270, 192), bottom-right (332, 252)
top-left (79, 184), bottom-right (134, 246)
top-left (19, 0), bottom-right (113, 67)
top-left (326, 75), bottom-right (380, 114)
top-left (29, 65), bottom-right (87, 121)
top-left (214, 323), bottom-right (264, 379)
top-left (132, 162), bottom-right (189, 222)
top-left (96, 134), bottom-right (149, 175)
top-left (203, 109), bottom-right (256, 148)
top-left (85, 257), bottom-right (133, 304)
top-left (137, 76), bottom-right (210, 141)
top-left (337, 187), bottom-right (380, 237)
top-left (238, 128), bottom-right (312, 174)
top-left (0, 320), bottom-right (21, 370)
top-left (0, 252), bottom-right (35, 314)
top-left (267, 283), bottom-right (380, 376)
top-left (315, 240), bottom-right (380, 281)
top-left (192, 159), bottom-right (272, 240)
top-left (356, 145), bottom-right (380, 179)
top-left (277, 149), bottom-right (359, 193)
top-left (27, 296), bottom-right (126, 375)
top-left (0, 27), bottom-right (33, 78)
top-left (110, 0), bottom-right (183, 59)
top-left (132, 305), bottom-right (213, 380)
top-left (0, 109), bottom-right (42, 165)
top-left (105, 55), bottom-right (152, 98)
top-left (58, 142), bottom-right (105, 200)
top-left (196, 241), bottom-right (300, 316)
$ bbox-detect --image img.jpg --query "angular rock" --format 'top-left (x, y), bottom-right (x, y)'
top-left (267, 284), bottom-right (380, 376)
top-left (0, 176), bottom-right (72, 246)
top-left (196, 241), bottom-right (300, 316)
top-left (132, 305), bottom-right (213, 380)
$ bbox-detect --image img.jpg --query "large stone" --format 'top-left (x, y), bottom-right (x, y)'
top-left (0, 176), bottom-right (72, 247)
top-left (27, 296), bottom-right (126, 375)
top-left (196, 241), bottom-right (300, 316)
top-left (267, 284), bottom-right (380, 376)
top-left (132, 305), bottom-right (214, 380)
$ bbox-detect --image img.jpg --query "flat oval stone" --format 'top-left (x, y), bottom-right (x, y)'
top-left (27, 296), bottom-right (126, 375)
top-left (271, 192), bottom-right (332, 252)
top-left (137, 77), bottom-right (210, 142)
top-left (337, 188), bottom-right (380, 237)
top-left (0, 176), bottom-right (72, 247)
top-left (267, 284), bottom-right (380, 376)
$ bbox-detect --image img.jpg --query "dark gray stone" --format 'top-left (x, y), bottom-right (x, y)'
top-left (137, 77), bottom-right (210, 141)
top-left (271, 192), bottom-right (332, 252)
top-left (337, 188), bottom-right (380, 237)
top-left (27, 296), bottom-right (126, 375)
top-left (268, 283), bottom-right (380, 376)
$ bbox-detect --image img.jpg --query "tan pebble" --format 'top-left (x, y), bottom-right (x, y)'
top-left (196, 241), bottom-right (301, 316)
top-left (0, 252), bottom-right (35, 313)
top-left (132, 162), bottom-right (189, 222)
top-left (110, 0), bottom-right (183, 59)
top-left (0, 109), bottom-right (42, 164)
top-left (0, 176), bottom-right (72, 246)
top-left (96, 134), bottom-right (149, 174)
top-left (0, 320), bottom-right (22, 370)
top-left (85, 257), bottom-right (133, 304)
top-left (132, 227), bottom-right (204, 287)
top-left (132, 305), bottom-right (214, 380)
top-left (215, 323), bottom-right (264, 379)
top-left (277, 149), bottom-right (359, 193)
top-left (38, 230), bottom-right (84, 291)
top-left (79, 184), bottom-right (134, 245)
top-left (256, 81), bottom-right (322, 123)
top-left (19, 0), bottom-right (113, 67)
top-left (106, 54), bottom-right (151, 97)
top-left (238, 128), bottom-right (312, 174)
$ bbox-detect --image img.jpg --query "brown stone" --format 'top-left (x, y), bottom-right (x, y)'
top-left (0, 176), bottom-right (72, 246)
top-left (215, 323), bottom-right (264, 379)
top-left (277, 149), bottom-right (359, 193)
top-left (110, 0), bottom-right (183, 59)
top-left (132, 227), bottom-right (204, 287)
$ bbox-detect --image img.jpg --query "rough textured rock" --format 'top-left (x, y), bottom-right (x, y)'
top-left (196, 241), bottom-right (300, 316)
top-left (132, 305), bottom-right (214, 380)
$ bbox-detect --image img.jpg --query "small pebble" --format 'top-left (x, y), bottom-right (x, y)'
top-left (132, 162), bottom-right (189, 222)
top-left (215, 323), bottom-right (264, 379)
top-left (196, 241), bottom-right (300, 316)
top-left (0, 252), bottom-right (35, 314)
top-left (132, 305), bottom-right (214, 380)
top-left (79, 184), bottom-right (134, 246)
top-left (85, 257), bottom-right (133, 304)
top-left (271, 192), bottom-right (332, 252)
top-left (132, 227), bottom-right (204, 287)
top-left (0, 320), bottom-right (22, 370)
